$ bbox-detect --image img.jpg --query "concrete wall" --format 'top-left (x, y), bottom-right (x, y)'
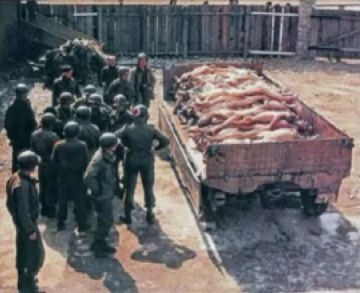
top-left (0, 1), bottom-right (20, 67)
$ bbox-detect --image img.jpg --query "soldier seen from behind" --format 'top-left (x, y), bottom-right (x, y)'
top-left (84, 133), bottom-right (120, 258)
top-left (88, 93), bottom-right (110, 133)
top-left (30, 113), bottom-right (60, 218)
top-left (72, 84), bottom-right (97, 109)
top-left (130, 53), bottom-right (156, 108)
top-left (4, 84), bottom-right (37, 173)
top-left (101, 56), bottom-right (118, 104)
top-left (55, 92), bottom-right (75, 139)
top-left (6, 151), bottom-right (45, 293)
top-left (105, 67), bottom-right (134, 106)
top-left (116, 105), bottom-right (169, 225)
top-left (52, 65), bottom-right (81, 107)
top-left (51, 122), bottom-right (90, 232)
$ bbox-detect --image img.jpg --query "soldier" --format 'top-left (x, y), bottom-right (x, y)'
top-left (116, 105), bottom-right (169, 225)
top-left (52, 65), bottom-right (81, 107)
top-left (4, 84), bottom-right (37, 173)
top-left (100, 56), bottom-right (118, 103)
top-left (30, 113), bottom-right (59, 218)
top-left (105, 67), bottom-right (134, 106)
top-left (6, 151), bottom-right (45, 293)
top-left (88, 93), bottom-right (110, 133)
top-left (109, 94), bottom-right (133, 197)
top-left (130, 53), bottom-right (156, 108)
top-left (75, 106), bottom-right (100, 158)
top-left (84, 133), bottom-right (120, 258)
top-left (51, 122), bottom-right (90, 232)
top-left (72, 84), bottom-right (97, 109)
top-left (55, 92), bottom-right (75, 139)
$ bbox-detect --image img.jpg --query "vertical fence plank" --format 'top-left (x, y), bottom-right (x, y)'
top-left (182, 6), bottom-right (188, 59)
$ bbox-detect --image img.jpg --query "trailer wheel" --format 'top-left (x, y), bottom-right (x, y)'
top-left (301, 190), bottom-right (328, 217)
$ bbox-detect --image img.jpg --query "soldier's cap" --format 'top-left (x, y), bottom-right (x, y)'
top-left (61, 65), bottom-right (72, 72)
top-left (43, 106), bottom-right (56, 115)
top-left (63, 121), bottom-right (80, 138)
top-left (132, 104), bottom-right (148, 118)
top-left (118, 66), bottom-right (130, 76)
top-left (113, 94), bottom-right (128, 106)
top-left (76, 106), bottom-right (91, 119)
top-left (41, 113), bottom-right (56, 127)
top-left (88, 93), bottom-right (103, 105)
top-left (138, 52), bottom-right (148, 61)
top-left (84, 84), bottom-right (96, 94)
top-left (18, 150), bottom-right (39, 171)
top-left (99, 132), bottom-right (119, 149)
top-left (15, 83), bottom-right (29, 94)
top-left (60, 92), bottom-right (73, 103)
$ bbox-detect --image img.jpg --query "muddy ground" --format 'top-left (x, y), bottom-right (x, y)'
top-left (0, 58), bottom-right (359, 293)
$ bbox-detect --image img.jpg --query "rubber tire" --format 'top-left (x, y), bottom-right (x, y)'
top-left (301, 190), bottom-right (328, 217)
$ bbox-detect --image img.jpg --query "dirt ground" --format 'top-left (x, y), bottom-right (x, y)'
top-left (0, 58), bottom-right (359, 293)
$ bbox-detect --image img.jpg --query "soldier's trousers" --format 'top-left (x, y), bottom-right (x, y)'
top-left (58, 176), bottom-right (88, 226)
top-left (16, 226), bottom-right (45, 291)
top-left (136, 88), bottom-right (151, 108)
top-left (93, 198), bottom-right (114, 241)
top-left (39, 164), bottom-right (58, 214)
top-left (123, 162), bottom-right (155, 211)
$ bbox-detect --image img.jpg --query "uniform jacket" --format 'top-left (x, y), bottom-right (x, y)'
top-left (84, 149), bottom-right (116, 201)
top-left (90, 107), bottom-right (110, 133)
top-left (129, 67), bottom-right (156, 100)
top-left (4, 99), bottom-right (37, 148)
top-left (30, 128), bottom-right (59, 164)
top-left (108, 110), bottom-right (134, 132)
top-left (6, 172), bottom-right (39, 235)
top-left (52, 76), bottom-right (81, 106)
top-left (101, 65), bottom-right (118, 88)
top-left (77, 119), bottom-right (100, 158)
top-left (105, 78), bottom-right (134, 105)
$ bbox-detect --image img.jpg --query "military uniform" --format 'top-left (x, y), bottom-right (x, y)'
top-left (51, 123), bottom-right (89, 231)
top-left (101, 65), bottom-right (118, 103)
top-left (6, 152), bottom-right (45, 293)
top-left (52, 75), bottom-right (81, 107)
top-left (30, 124), bottom-right (59, 217)
top-left (77, 119), bottom-right (100, 158)
top-left (55, 106), bottom-right (75, 138)
top-left (116, 111), bottom-right (169, 223)
top-left (4, 85), bottom-right (37, 173)
top-left (129, 67), bottom-right (155, 108)
top-left (105, 78), bottom-right (134, 106)
top-left (90, 107), bottom-right (110, 133)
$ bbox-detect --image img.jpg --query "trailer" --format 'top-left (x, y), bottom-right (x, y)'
top-left (158, 61), bottom-right (353, 228)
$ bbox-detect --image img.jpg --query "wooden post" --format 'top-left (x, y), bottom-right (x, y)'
top-left (278, 6), bottom-right (285, 52)
top-left (296, 0), bottom-right (316, 59)
top-left (243, 7), bottom-right (250, 59)
top-left (98, 6), bottom-right (103, 43)
top-left (182, 7), bottom-right (188, 59)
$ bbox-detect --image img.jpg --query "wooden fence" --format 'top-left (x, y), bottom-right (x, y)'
top-left (38, 4), bottom-right (299, 57)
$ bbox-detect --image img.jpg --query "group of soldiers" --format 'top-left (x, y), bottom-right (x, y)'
top-left (4, 53), bottom-right (169, 293)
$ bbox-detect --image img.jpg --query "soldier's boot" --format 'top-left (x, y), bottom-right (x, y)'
top-left (98, 239), bottom-right (117, 254)
top-left (120, 209), bottom-right (132, 225)
top-left (17, 271), bottom-right (26, 292)
top-left (22, 275), bottom-right (45, 293)
top-left (91, 239), bottom-right (115, 258)
top-left (146, 209), bottom-right (155, 225)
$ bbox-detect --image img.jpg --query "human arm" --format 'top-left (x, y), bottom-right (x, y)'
top-left (83, 158), bottom-right (101, 196)
top-left (14, 187), bottom-right (36, 236)
top-left (153, 129), bottom-right (170, 151)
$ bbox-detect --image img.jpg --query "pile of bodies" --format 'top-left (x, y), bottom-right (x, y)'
top-left (173, 65), bottom-right (315, 152)
top-left (42, 38), bottom-right (108, 87)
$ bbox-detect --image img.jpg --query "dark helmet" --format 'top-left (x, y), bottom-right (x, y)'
top-left (60, 92), bottom-right (73, 104)
top-left (61, 64), bottom-right (72, 73)
top-left (43, 106), bottom-right (56, 116)
top-left (99, 133), bottom-right (119, 149)
top-left (76, 106), bottom-right (91, 120)
top-left (84, 84), bottom-right (96, 95)
top-left (113, 94), bottom-right (128, 106)
top-left (63, 121), bottom-right (80, 138)
top-left (18, 150), bottom-right (39, 171)
top-left (15, 83), bottom-right (29, 94)
top-left (118, 66), bottom-right (130, 77)
top-left (137, 52), bottom-right (148, 61)
top-left (41, 113), bottom-right (56, 129)
top-left (132, 104), bottom-right (148, 118)
top-left (88, 93), bottom-right (102, 106)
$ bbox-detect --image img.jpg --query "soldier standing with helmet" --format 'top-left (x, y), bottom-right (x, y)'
top-left (51, 121), bottom-right (90, 232)
top-left (55, 92), bottom-right (75, 139)
top-left (4, 84), bottom-right (37, 173)
top-left (72, 84), bottom-right (97, 109)
top-left (30, 113), bottom-right (60, 218)
top-left (116, 105), bottom-right (169, 225)
top-left (6, 151), bottom-right (45, 293)
top-left (84, 133), bottom-right (120, 258)
top-left (105, 67), bottom-right (134, 106)
top-left (88, 93), bottom-right (111, 133)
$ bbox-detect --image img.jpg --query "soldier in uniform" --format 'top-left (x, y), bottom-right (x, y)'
top-left (55, 92), bottom-right (75, 139)
top-left (30, 113), bottom-right (59, 218)
top-left (100, 56), bottom-right (118, 105)
top-left (52, 65), bottom-right (82, 107)
top-left (72, 84), bottom-right (97, 109)
top-left (105, 67), bottom-right (133, 106)
top-left (6, 151), bottom-right (45, 293)
top-left (4, 84), bottom-right (37, 173)
top-left (116, 105), bottom-right (169, 225)
top-left (51, 122), bottom-right (90, 232)
top-left (88, 93), bottom-right (110, 133)
top-left (84, 133), bottom-right (120, 258)
top-left (75, 106), bottom-right (100, 159)
top-left (130, 53), bottom-right (156, 108)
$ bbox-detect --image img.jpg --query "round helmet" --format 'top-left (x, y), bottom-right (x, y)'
top-left (84, 84), bottom-right (96, 95)
top-left (88, 93), bottom-right (102, 106)
top-left (113, 94), bottom-right (128, 107)
top-left (137, 52), bottom-right (148, 61)
top-left (41, 113), bottom-right (56, 128)
top-left (15, 83), bottom-right (29, 94)
top-left (63, 121), bottom-right (80, 138)
top-left (60, 92), bottom-right (73, 104)
top-left (43, 106), bottom-right (56, 116)
top-left (18, 150), bottom-right (39, 171)
top-left (132, 104), bottom-right (148, 118)
top-left (99, 133), bottom-right (119, 149)
top-left (118, 66), bottom-right (130, 77)
top-left (61, 64), bottom-right (72, 73)
top-left (76, 106), bottom-right (91, 120)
